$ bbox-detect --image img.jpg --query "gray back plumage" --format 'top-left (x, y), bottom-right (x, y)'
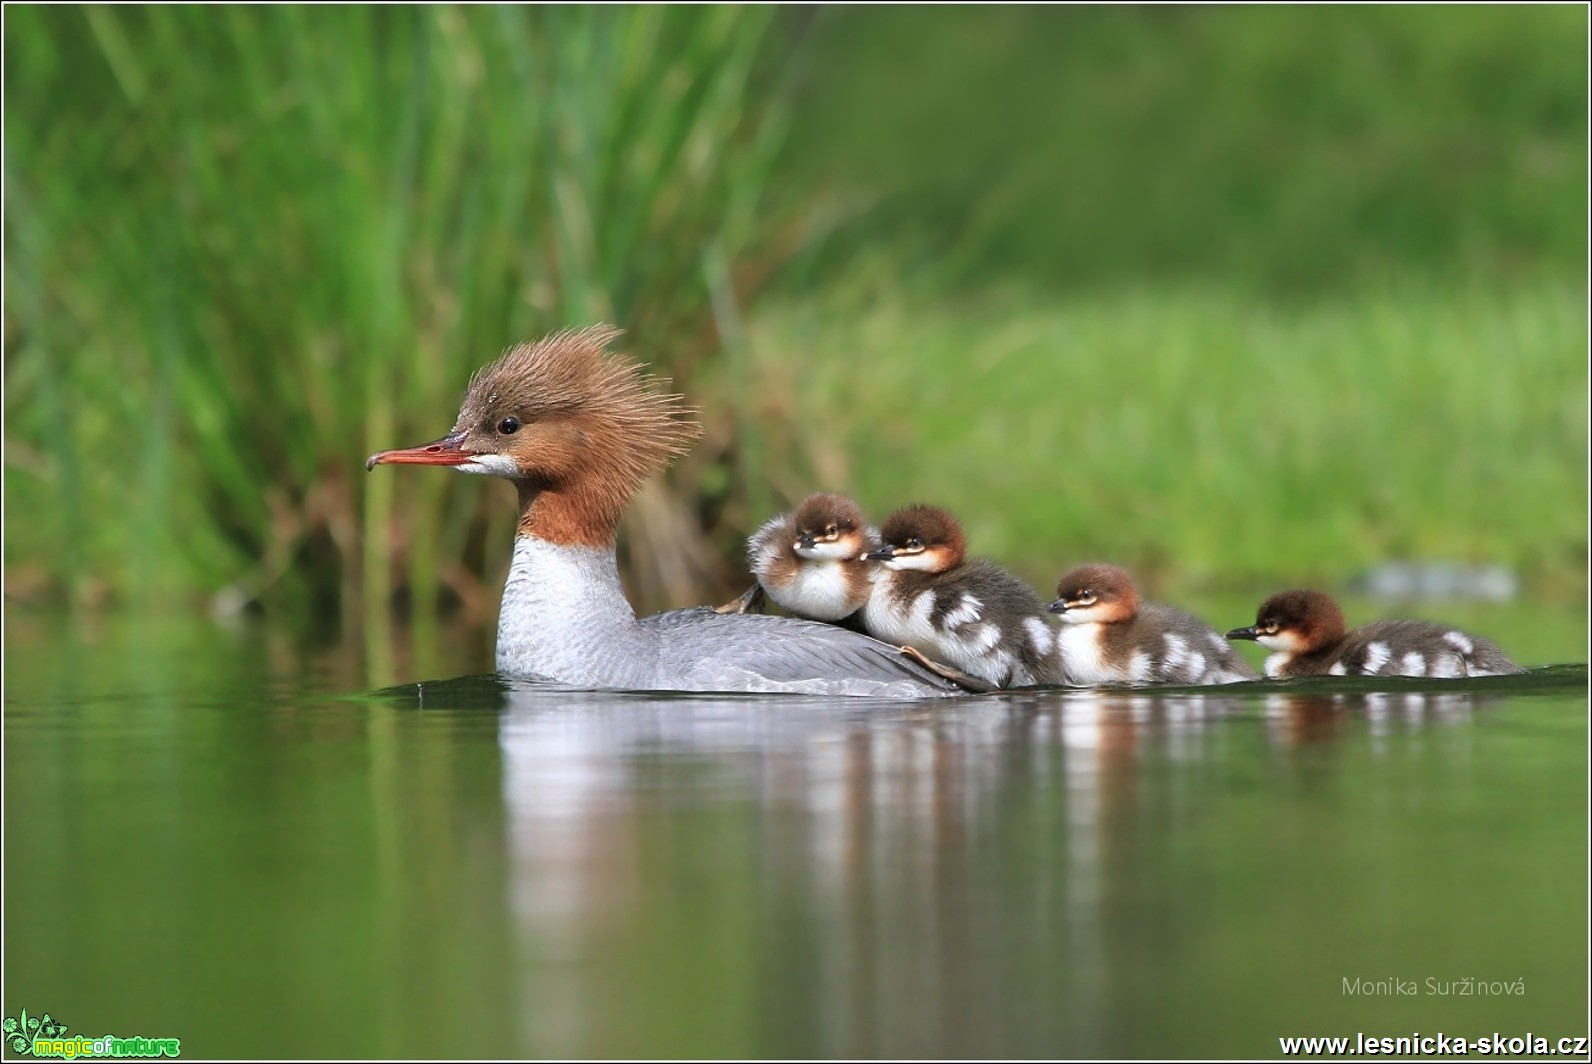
top-left (1326, 619), bottom-right (1521, 677)
top-left (642, 608), bottom-right (967, 696)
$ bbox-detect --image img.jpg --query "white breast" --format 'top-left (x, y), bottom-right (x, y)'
top-left (1058, 623), bottom-right (1119, 685)
top-left (496, 537), bottom-right (651, 687)
top-left (863, 586), bottom-right (939, 651)
top-left (766, 560), bottom-right (863, 622)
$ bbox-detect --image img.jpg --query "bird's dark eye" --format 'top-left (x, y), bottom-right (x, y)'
top-left (824, 524), bottom-right (838, 538)
top-left (906, 538), bottom-right (923, 551)
top-left (497, 416), bottom-right (521, 435)
top-left (1078, 591), bottom-right (1096, 605)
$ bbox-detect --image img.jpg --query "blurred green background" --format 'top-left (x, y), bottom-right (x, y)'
top-left (5, 6), bottom-right (1587, 657)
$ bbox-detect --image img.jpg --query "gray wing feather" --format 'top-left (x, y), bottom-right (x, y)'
top-left (641, 608), bottom-right (967, 696)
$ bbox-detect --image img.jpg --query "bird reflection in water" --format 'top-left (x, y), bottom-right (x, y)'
top-left (486, 683), bottom-right (1258, 1055)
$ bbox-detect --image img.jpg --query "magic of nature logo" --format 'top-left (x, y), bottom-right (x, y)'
top-left (3, 1009), bottom-right (180, 1059)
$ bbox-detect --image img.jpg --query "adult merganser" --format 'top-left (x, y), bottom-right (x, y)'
top-left (861, 504), bottom-right (1065, 688)
top-left (1225, 589), bottom-right (1522, 679)
top-left (367, 326), bottom-right (966, 697)
top-left (718, 492), bottom-right (877, 623)
top-left (1047, 563), bottom-right (1257, 685)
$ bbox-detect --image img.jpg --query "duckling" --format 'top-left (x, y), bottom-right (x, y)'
top-left (1048, 563), bottom-right (1258, 685)
top-left (862, 504), bottom-right (1064, 688)
top-left (718, 492), bottom-right (876, 623)
top-left (1226, 589), bottom-right (1522, 679)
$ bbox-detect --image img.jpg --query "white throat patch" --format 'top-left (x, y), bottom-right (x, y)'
top-left (455, 453), bottom-right (521, 478)
top-left (795, 539), bottom-right (861, 561)
top-left (882, 550), bottom-right (943, 572)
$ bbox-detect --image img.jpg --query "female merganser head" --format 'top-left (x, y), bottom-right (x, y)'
top-left (366, 324), bottom-right (698, 546)
top-left (368, 327), bottom-right (966, 698)
top-left (720, 493), bottom-right (877, 622)
top-left (1047, 564), bottom-right (1258, 686)
top-left (860, 504), bottom-right (1063, 688)
top-left (1226, 589), bottom-right (1521, 679)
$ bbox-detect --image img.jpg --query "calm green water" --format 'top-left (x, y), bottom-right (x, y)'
top-left (4, 607), bottom-right (1587, 1058)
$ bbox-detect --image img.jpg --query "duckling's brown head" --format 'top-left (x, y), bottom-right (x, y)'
top-left (1227, 589), bottom-right (1346, 653)
top-left (791, 493), bottom-right (871, 560)
top-left (865, 504), bottom-right (967, 574)
top-left (1047, 563), bottom-right (1140, 624)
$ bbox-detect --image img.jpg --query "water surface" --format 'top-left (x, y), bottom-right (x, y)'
top-left (4, 608), bottom-right (1586, 1057)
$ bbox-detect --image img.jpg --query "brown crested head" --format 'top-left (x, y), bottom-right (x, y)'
top-left (869, 504), bottom-right (967, 573)
top-left (1049, 563), bottom-right (1139, 622)
top-left (368, 325), bottom-right (701, 545)
top-left (1238, 589), bottom-right (1347, 651)
top-left (792, 492), bottom-right (865, 538)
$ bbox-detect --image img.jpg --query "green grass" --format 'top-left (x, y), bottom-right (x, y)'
top-left (782, 6), bottom-right (1587, 291)
top-left (744, 276), bottom-right (1587, 601)
top-left (5, 5), bottom-right (787, 632)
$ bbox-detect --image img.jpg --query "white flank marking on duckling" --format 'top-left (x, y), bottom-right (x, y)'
top-left (1162, 633), bottom-right (1188, 669)
top-left (1399, 651), bottom-right (1426, 676)
top-left (1264, 652), bottom-right (1290, 679)
top-left (1442, 631), bottom-right (1473, 656)
top-left (1430, 654), bottom-right (1463, 679)
top-left (1128, 652), bottom-right (1152, 684)
top-left (964, 622), bottom-right (1002, 656)
top-left (1023, 617), bottom-right (1055, 655)
top-left (1328, 661), bottom-right (1347, 676)
top-left (1362, 642), bottom-right (1392, 673)
top-left (942, 595), bottom-right (983, 630)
